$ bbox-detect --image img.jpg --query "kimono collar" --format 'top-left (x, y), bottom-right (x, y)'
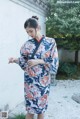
top-left (34, 35), bottom-right (44, 43)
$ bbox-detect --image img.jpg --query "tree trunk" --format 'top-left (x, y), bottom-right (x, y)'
top-left (75, 50), bottom-right (78, 65)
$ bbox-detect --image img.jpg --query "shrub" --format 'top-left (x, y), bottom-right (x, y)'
top-left (58, 61), bottom-right (77, 77)
top-left (13, 113), bottom-right (25, 119)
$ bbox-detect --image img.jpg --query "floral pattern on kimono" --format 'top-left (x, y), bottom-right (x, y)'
top-left (17, 37), bottom-right (59, 114)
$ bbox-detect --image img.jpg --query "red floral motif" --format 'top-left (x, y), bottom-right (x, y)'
top-left (28, 68), bottom-right (36, 77)
top-left (23, 50), bottom-right (29, 55)
top-left (38, 94), bottom-right (48, 108)
top-left (26, 92), bottom-right (34, 100)
top-left (40, 76), bottom-right (49, 86)
top-left (45, 51), bottom-right (50, 58)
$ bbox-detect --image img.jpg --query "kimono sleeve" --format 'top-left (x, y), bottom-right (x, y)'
top-left (18, 55), bottom-right (28, 70)
top-left (43, 39), bottom-right (59, 75)
top-left (16, 43), bottom-right (28, 70)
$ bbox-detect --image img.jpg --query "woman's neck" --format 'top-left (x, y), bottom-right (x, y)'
top-left (35, 33), bottom-right (42, 42)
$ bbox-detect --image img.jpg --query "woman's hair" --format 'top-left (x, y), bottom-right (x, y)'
top-left (24, 16), bottom-right (39, 29)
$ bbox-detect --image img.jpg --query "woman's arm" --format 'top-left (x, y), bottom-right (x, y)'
top-left (8, 56), bottom-right (28, 70)
top-left (27, 59), bottom-right (45, 68)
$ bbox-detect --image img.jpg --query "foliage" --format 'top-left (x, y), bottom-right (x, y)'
top-left (46, 0), bottom-right (80, 64)
top-left (46, 1), bottom-right (80, 37)
top-left (57, 61), bottom-right (77, 77)
top-left (55, 37), bottom-right (80, 50)
top-left (12, 113), bottom-right (25, 119)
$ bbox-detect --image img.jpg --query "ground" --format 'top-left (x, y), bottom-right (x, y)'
top-left (9, 80), bottom-right (80, 119)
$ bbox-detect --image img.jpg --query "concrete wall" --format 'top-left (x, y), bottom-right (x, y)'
top-left (58, 49), bottom-right (80, 62)
top-left (0, 0), bottom-right (46, 111)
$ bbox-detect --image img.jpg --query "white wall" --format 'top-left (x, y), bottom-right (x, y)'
top-left (0, 0), bottom-right (46, 111)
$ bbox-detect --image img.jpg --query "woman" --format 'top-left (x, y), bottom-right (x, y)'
top-left (9, 16), bottom-right (59, 119)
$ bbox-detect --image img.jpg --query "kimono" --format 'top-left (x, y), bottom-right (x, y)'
top-left (18, 37), bottom-right (59, 114)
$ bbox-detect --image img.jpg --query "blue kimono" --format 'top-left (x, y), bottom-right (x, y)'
top-left (18, 37), bottom-right (59, 114)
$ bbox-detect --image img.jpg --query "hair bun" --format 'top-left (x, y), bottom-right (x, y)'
top-left (32, 16), bottom-right (39, 20)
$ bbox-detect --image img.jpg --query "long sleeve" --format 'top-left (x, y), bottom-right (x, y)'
top-left (16, 39), bottom-right (37, 71)
top-left (43, 38), bottom-right (59, 75)
top-left (18, 55), bottom-right (28, 70)
top-left (17, 43), bottom-right (28, 71)
top-left (50, 41), bottom-right (59, 74)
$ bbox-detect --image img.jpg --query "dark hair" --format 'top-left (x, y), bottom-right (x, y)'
top-left (24, 16), bottom-right (39, 29)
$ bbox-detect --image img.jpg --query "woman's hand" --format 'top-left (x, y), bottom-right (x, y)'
top-left (8, 57), bottom-right (18, 64)
top-left (27, 59), bottom-right (45, 68)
